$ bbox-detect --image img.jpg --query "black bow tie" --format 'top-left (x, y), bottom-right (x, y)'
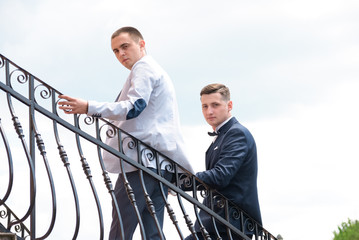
top-left (208, 131), bottom-right (218, 136)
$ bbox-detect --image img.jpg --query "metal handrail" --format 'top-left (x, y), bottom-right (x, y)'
top-left (0, 54), bottom-right (278, 240)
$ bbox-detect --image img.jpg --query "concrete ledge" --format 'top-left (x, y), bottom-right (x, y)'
top-left (0, 233), bottom-right (16, 240)
top-left (0, 223), bottom-right (25, 240)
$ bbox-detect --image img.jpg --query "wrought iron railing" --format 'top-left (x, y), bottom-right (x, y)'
top-left (0, 54), bottom-right (278, 240)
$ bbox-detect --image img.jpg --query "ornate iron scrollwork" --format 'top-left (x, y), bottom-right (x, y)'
top-left (9, 69), bottom-right (29, 87)
top-left (122, 135), bottom-right (137, 150)
top-left (0, 54), bottom-right (279, 240)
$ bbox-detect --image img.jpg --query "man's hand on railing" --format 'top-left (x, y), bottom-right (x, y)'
top-left (58, 95), bottom-right (89, 114)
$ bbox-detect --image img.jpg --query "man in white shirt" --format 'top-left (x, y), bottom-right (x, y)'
top-left (59, 26), bottom-right (193, 240)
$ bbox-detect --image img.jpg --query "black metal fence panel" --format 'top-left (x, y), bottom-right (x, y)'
top-left (0, 54), bottom-right (277, 240)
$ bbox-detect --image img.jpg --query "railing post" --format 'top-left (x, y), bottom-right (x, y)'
top-left (29, 75), bottom-right (36, 239)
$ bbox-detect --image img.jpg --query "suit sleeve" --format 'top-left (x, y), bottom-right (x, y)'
top-left (87, 61), bottom-right (155, 121)
top-left (196, 128), bottom-right (248, 189)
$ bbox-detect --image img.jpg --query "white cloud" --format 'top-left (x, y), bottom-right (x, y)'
top-left (244, 80), bottom-right (359, 239)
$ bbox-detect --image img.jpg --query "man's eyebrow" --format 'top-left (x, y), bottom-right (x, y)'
top-left (119, 42), bottom-right (129, 48)
top-left (112, 42), bottom-right (129, 51)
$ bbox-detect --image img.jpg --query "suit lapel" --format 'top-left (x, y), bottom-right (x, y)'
top-left (205, 117), bottom-right (238, 170)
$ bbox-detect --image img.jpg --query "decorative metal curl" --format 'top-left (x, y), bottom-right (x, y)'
top-left (179, 173), bottom-right (193, 188)
top-left (84, 116), bottom-right (95, 125)
top-left (14, 223), bottom-right (22, 233)
top-left (54, 98), bottom-right (62, 116)
top-left (98, 122), bottom-right (117, 143)
top-left (244, 218), bottom-right (255, 232)
top-left (141, 147), bottom-right (155, 162)
top-left (198, 186), bottom-right (209, 198)
top-left (0, 55), bottom-right (4, 68)
top-left (75, 115), bottom-right (96, 132)
top-left (258, 229), bottom-right (268, 240)
top-left (161, 159), bottom-right (174, 172)
top-left (34, 83), bottom-right (52, 100)
top-left (229, 205), bottom-right (241, 220)
top-left (213, 195), bottom-right (225, 209)
top-left (0, 209), bottom-right (8, 219)
top-left (122, 136), bottom-right (137, 150)
top-left (9, 69), bottom-right (29, 87)
top-left (105, 125), bottom-right (117, 138)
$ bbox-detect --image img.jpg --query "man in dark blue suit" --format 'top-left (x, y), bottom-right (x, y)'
top-left (185, 84), bottom-right (262, 240)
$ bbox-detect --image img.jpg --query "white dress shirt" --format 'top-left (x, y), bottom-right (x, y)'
top-left (88, 56), bottom-right (194, 174)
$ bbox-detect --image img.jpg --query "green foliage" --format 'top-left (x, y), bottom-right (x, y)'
top-left (333, 219), bottom-right (359, 240)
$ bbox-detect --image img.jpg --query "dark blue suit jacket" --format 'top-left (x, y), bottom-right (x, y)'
top-left (195, 117), bottom-right (262, 234)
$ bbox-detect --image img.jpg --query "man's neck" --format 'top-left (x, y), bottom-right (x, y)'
top-left (214, 116), bottom-right (233, 132)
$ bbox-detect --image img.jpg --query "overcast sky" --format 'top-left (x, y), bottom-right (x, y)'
top-left (1, 0), bottom-right (359, 239)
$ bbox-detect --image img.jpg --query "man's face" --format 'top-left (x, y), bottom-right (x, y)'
top-left (201, 92), bottom-right (232, 130)
top-left (111, 32), bottom-right (145, 70)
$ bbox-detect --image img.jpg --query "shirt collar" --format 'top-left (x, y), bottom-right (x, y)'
top-left (215, 116), bottom-right (233, 133)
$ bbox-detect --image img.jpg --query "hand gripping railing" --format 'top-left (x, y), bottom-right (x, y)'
top-left (0, 54), bottom-right (279, 240)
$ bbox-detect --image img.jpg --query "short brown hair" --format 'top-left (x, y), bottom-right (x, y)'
top-left (111, 26), bottom-right (144, 42)
top-left (200, 83), bottom-right (230, 101)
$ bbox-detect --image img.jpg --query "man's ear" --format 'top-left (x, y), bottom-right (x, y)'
top-left (139, 40), bottom-right (146, 50)
top-left (228, 100), bottom-right (233, 111)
